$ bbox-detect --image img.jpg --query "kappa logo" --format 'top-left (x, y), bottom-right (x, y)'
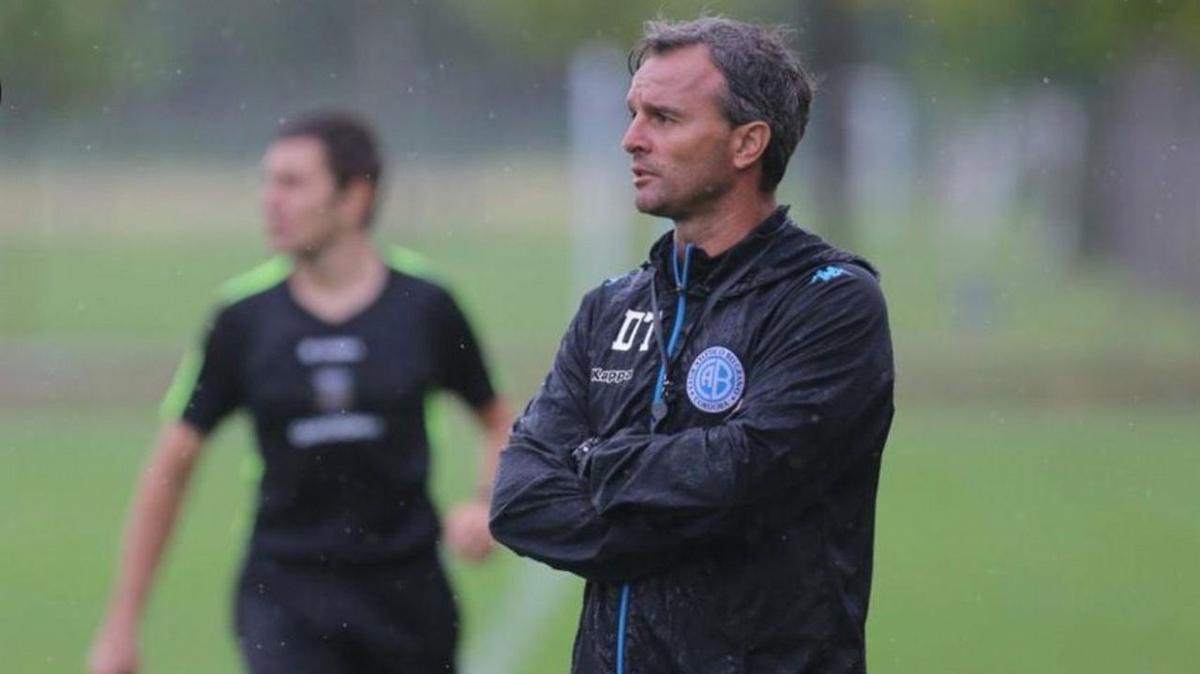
top-left (591, 368), bottom-right (634, 384)
top-left (686, 346), bottom-right (746, 413)
top-left (809, 265), bottom-right (849, 285)
top-left (610, 309), bottom-right (656, 352)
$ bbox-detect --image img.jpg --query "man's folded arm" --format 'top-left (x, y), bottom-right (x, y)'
top-left (489, 294), bottom-right (730, 581)
top-left (580, 272), bottom-right (894, 524)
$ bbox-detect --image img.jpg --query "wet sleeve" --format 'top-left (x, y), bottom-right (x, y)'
top-left (160, 307), bottom-right (244, 435)
top-left (489, 292), bottom-right (719, 581)
top-left (578, 270), bottom-right (895, 524)
top-left (432, 289), bottom-right (496, 410)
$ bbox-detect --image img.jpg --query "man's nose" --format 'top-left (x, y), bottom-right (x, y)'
top-left (621, 116), bottom-right (648, 155)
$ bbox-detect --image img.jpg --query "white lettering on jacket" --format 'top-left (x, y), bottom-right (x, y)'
top-left (611, 309), bottom-right (655, 352)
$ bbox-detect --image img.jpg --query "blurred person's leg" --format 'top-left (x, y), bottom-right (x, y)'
top-left (351, 551), bottom-right (460, 674)
top-left (234, 557), bottom-right (359, 674)
top-left (236, 552), bottom-right (459, 673)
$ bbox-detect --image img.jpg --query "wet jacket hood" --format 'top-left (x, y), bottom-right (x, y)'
top-left (645, 205), bottom-right (880, 298)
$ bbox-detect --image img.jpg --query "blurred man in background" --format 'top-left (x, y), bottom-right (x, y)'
top-left (89, 112), bottom-right (509, 674)
top-left (491, 17), bottom-right (894, 673)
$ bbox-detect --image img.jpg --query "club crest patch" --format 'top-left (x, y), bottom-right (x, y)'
top-left (686, 346), bottom-right (746, 413)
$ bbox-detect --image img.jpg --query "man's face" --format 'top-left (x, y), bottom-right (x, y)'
top-left (622, 45), bottom-right (737, 220)
top-left (260, 136), bottom-right (347, 254)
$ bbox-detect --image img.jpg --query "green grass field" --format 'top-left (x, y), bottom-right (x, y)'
top-left (2, 161), bottom-right (1198, 672)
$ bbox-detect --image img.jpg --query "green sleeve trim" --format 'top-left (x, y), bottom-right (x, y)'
top-left (158, 247), bottom-right (433, 423)
top-left (216, 247), bottom-right (427, 302)
top-left (217, 255), bottom-right (293, 304)
top-left (159, 346), bottom-right (202, 422)
top-left (385, 245), bottom-right (436, 280)
top-left (158, 257), bottom-right (292, 421)
top-left (214, 246), bottom-right (436, 300)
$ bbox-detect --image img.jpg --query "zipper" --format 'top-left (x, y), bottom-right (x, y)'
top-left (615, 242), bottom-right (692, 674)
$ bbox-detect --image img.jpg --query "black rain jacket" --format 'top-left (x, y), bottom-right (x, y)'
top-left (490, 208), bottom-right (895, 673)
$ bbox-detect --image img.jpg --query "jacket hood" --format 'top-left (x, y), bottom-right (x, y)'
top-left (645, 205), bottom-right (879, 298)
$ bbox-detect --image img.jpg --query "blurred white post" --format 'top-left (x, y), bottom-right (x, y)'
top-left (569, 43), bottom-right (633, 306)
top-left (1019, 89), bottom-right (1087, 264)
top-left (846, 64), bottom-right (916, 238)
top-left (935, 99), bottom-right (1024, 331)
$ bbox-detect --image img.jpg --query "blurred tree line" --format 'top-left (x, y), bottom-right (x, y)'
top-left (8, 1), bottom-right (1195, 127)
top-left (3, 0), bottom-right (1197, 288)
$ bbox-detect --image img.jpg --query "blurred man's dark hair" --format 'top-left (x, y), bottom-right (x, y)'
top-left (630, 16), bottom-right (815, 192)
top-left (276, 111), bottom-right (384, 226)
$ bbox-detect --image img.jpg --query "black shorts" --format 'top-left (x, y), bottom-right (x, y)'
top-left (234, 551), bottom-right (459, 674)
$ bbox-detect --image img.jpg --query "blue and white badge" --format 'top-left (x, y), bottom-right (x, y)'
top-left (686, 346), bottom-right (746, 413)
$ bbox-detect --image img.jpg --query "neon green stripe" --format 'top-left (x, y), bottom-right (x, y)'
top-left (211, 245), bottom-right (432, 303)
top-left (217, 255), bottom-right (293, 303)
top-left (161, 247), bottom-right (435, 420)
top-left (162, 247), bottom-right (451, 502)
top-left (159, 256), bottom-right (293, 422)
top-left (158, 346), bottom-right (202, 422)
top-left (385, 244), bottom-right (436, 279)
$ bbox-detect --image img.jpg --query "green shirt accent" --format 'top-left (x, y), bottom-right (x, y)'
top-left (157, 245), bottom-right (456, 536)
top-left (159, 246), bottom-right (434, 422)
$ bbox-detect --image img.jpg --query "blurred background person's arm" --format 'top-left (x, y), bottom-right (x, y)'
top-left (88, 422), bottom-right (207, 674)
top-left (443, 397), bottom-right (512, 563)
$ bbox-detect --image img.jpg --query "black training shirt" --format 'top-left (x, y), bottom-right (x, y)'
top-left (173, 261), bottom-right (495, 563)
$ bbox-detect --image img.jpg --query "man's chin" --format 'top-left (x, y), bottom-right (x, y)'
top-left (633, 194), bottom-right (673, 218)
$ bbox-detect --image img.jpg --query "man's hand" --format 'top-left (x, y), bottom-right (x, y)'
top-left (87, 621), bottom-right (139, 674)
top-left (569, 437), bottom-right (601, 478)
top-left (443, 499), bottom-right (495, 563)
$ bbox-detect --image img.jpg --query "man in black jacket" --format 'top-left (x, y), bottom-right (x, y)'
top-left (490, 17), bottom-right (895, 674)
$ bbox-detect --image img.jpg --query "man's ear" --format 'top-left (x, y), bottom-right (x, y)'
top-left (338, 179), bottom-right (375, 228)
top-left (731, 121), bottom-right (771, 171)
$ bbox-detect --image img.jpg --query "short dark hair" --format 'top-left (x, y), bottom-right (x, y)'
top-left (630, 17), bottom-right (814, 192)
top-left (275, 111), bottom-right (384, 226)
